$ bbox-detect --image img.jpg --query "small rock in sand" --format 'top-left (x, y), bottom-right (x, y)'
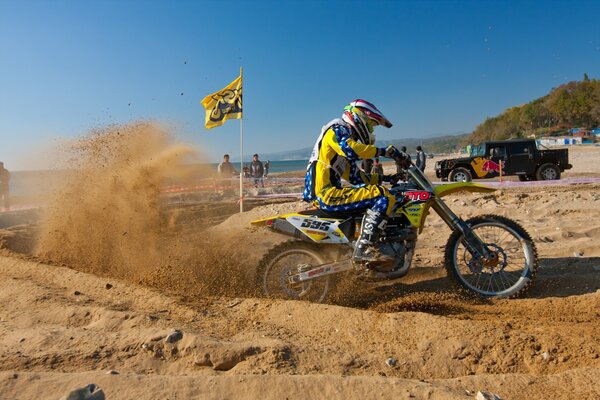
top-left (105, 283), bottom-right (113, 289)
top-left (385, 357), bottom-right (397, 367)
top-left (106, 370), bottom-right (119, 375)
top-left (476, 391), bottom-right (502, 400)
top-left (60, 383), bottom-right (105, 400)
top-left (165, 329), bottom-right (183, 343)
top-left (227, 298), bottom-right (243, 308)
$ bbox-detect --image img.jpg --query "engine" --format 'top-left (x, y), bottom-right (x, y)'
top-left (369, 225), bottom-right (417, 277)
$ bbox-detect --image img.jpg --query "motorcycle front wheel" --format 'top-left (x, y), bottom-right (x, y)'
top-left (445, 215), bottom-right (538, 298)
top-left (256, 241), bottom-right (331, 302)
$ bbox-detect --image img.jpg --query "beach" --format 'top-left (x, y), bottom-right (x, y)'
top-left (0, 131), bottom-right (599, 399)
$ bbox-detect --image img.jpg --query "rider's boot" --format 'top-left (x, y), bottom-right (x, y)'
top-left (353, 209), bottom-right (393, 264)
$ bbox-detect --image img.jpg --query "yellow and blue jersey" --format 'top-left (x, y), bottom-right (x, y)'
top-left (303, 121), bottom-right (396, 216)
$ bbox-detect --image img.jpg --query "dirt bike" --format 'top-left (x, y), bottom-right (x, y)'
top-left (251, 161), bottom-right (538, 302)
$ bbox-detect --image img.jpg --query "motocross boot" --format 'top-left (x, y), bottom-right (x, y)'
top-left (353, 209), bottom-right (393, 264)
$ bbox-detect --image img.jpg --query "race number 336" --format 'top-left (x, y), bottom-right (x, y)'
top-left (300, 219), bottom-right (331, 231)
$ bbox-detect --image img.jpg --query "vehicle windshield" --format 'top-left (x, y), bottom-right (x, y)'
top-left (471, 144), bottom-right (486, 157)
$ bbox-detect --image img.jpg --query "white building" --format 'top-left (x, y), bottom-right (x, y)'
top-left (537, 137), bottom-right (582, 147)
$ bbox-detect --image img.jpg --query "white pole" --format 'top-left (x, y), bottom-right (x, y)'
top-left (239, 66), bottom-right (244, 213)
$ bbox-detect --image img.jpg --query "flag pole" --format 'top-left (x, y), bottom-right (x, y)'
top-left (239, 66), bottom-right (244, 213)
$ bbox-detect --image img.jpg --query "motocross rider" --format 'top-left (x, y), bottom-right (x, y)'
top-left (303, 99), bottom-right (410, 263)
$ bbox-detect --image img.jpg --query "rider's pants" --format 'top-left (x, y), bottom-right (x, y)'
top-left (315, 185), bottom-right (396, 217)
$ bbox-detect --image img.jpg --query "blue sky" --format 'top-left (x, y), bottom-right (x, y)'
top-left (1, 0), bottom-right (599, 169)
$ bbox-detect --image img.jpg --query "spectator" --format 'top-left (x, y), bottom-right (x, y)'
top-left (360, 158), bottom-right (373, 173)
top-left (0, 162), bottom-right (9, 209)
top-left (371, 158), bottom-right (384, 175)
top-left (217, 154), bottom-right (237, 177)
top-left (415, 146), bottom-right (427, 171)
top-left (250, 154), bottom-right (264, 187)
top-left (264, 160), bottom-right (270, 177)
top-left (396, 146), bottom-right (412, 174)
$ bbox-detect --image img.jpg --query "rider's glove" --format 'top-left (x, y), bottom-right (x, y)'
top-left (383, 145), bottom-right (401, 159)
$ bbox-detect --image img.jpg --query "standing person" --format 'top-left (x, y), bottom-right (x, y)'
top-left (360, 158), bottom-right (373, 173)
top-left (371, 158), bottom-right (384, 175)
top-left (415, 145), bottom-right (427, 171)
top-left (395, 146), bottom-right (412, 174)
top-left (264, 160), bottom-right (270, 177)
top-left (217, 154), bottom-right (237, 192)
top-left (302, 99), bottom-right (410, 264)
top-left (0, 162), bottom-right (9, 209)
top-left (250, 154), bottom-right (264, 187)
top-left (217, 154), bottom-right (237, 177)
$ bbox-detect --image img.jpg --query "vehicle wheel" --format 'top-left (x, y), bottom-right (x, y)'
top-left (535, 163), bottom-right (560, 180)
top-left (444, 215), bottom-right (538, 298)
top-left (256, 241), bottom-right (332, 302)
top-left (448, 167), bottom-right (472, 182)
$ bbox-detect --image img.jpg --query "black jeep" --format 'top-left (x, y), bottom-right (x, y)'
top-left (435, 138), bottom-right (572, 182)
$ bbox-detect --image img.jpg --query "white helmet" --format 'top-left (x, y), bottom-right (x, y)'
top-left (342, 99), bottom-right (393, 145)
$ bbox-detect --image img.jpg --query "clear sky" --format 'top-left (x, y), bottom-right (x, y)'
top-left (1, 0), bottom-right (599, 169)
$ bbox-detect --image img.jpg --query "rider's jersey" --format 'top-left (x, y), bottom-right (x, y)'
top-left (303, 121), bottom-right (383, 202)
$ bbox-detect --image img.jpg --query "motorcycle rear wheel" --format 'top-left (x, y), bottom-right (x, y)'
top-left (256, 241), bottom-right (331, 302)
top-left (445, 215), bottom-right (538, 298)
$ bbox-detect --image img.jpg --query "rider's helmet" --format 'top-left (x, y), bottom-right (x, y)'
top-left (342, 99), bottom-right (393, 145)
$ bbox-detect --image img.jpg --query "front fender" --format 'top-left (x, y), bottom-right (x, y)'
top-left (434, 182), bottom-right (496, 198)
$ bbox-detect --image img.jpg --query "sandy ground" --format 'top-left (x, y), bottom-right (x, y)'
top-left (0, 130), bottom-right (599, 399)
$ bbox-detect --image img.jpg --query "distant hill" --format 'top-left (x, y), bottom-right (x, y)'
top-left (378, 134), bottom-right (470, 155)
top-left (469, 75), bottom-right (600, 144)
top-left (259, 133), bottom-right (469, 161)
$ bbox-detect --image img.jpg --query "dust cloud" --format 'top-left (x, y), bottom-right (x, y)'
top-left (34, 122), bottom-right (247, 297)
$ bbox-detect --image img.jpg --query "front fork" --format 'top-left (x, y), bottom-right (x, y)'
top-left (431, 197), bottom-right (495, 260)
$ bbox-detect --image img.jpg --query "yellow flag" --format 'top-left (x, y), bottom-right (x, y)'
top-left (201, 75), bottom-right (242, 129)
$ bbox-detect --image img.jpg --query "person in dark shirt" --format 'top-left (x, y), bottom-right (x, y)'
top-left (250, 154), bottom-right (264, 187)
top-left (395, 146), bottom-right (412, 174)
top-left (264, 160), bottom-right (270, 177)
top-left (415, 146), bottom-right (427, 171)
top-left (0, 162), bottom-right (10, 209)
